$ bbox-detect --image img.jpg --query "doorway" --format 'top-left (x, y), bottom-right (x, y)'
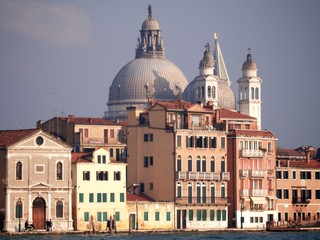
top-left (32, 197), bottom-right (46, 230)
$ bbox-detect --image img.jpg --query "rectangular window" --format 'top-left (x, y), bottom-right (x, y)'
top-left (103, 212), bottom-right (108, 221)
top-left (103, 193), bottom-right (107, 202)
top-left (110, 129), bottom-right (114, 138)
top-left (210, 210), bottom-right (215, 221)
top-left (79, 193), bottom-right (84, 203)
top-left (197, 209), bottom-right (201, 221)
top-left (150, 133), bottom-right (153, 142)
top-left (315, 172), bottom-right (320, 180)
top-left (293, 171), bottom-right (296, 180)
top-left (177, 135), bottom-right (182, 147)
top-left (155, 212), bottom-right (160, 221)
top-left (316, 190), bottom-right (320, 199)
top-left (221, 137), bottom-right (225, 149)
top-left (144, 212), bottom-right (149, 221)
top-left (98, 155), bottom-right (101, 164)
top-left (110, 193), bottom-right (115, 202)
top-left (144, 134), bottom-right (148, 142)
top-left (96, 171), bottom-right (108, 181)
top-left (276, 171), bottom-right (282, 179)
top-left (210, 137), bottom-right (217, 149)
top-left (115, 212), bottom-right (120, 221)
top-left (283, 171), bottom-right (289, 179)
top-left (97, 212), bottom-right (102, 222)
top-left (276, 189), bottom-right (282, 199)
top-left (267, 142), bottom-right (272, 152)
top-left (149, 156), bottom-right (154, 166)
top-left (217, 210), bottom-right (221, 221)
top-left (102, 155), bottom-right (106, 164)
top-left (149, 183), bottom-right (153, 191)
top-left (306, 171), bottom-right (312, 179)
top-left (140, 183), bottom-right (145, 193)
top-left (120, 193), bottom-right (125, 202)
top-left (283, 189), bottom-right (289, 199)
top-left (144, 157), bottom-right (148, 168)
top-left (222, 210), bottom-right (227, 221)
top-left (97, 193), bottom-right (102, 203)
top-left (84, 128), bottom-right (89, 138)
top-left (84, 212), bottom-right (89, 222)
top-left (300, 171), bottom-right (306, 179)
top-left (89, 193), bottom-right (94, 203)
top-left (202, 210), bottom-right (207, 221)
top-left (83, 171), bottom-right (90, 181)
top-left (166, 212), bottom-right (171, 221)
top-left (114, 171), bottom-right (121, 181)
top-left (189, 210), bottom-right (193, 221)
top-left (110, 148), bottom-right (114, 158)
top-left (192, 115), bottom-right (201, 127)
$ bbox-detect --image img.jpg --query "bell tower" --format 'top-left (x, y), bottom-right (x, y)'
top-left (237, 49), bottom-right (262, 130)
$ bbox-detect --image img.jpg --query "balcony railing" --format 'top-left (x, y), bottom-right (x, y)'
top-left (250, 170), bottom-right (267, 178)
top-left (241, 189), bottom-right (249, 197)
top-left (240, 169), bottom-right (249, 177)
top-left (292, 197), bottom-right (310, 204)
top-left (176, 197), bottom-right (231, 205)
top-left (176, 172), bottom-right (227, 181)
top-left (240, 149), bottom-right (264, 158)
top-left (250, 189), bottom-right (268, 197)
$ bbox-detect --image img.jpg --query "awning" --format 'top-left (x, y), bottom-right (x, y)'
top-left (250, 197), bottom-right (267, 204)
top-left (241, 197), bottom-right (250, 202)
top-left (266, 196), bottom-right (277, 200)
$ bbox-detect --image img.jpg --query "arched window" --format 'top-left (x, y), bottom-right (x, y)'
top-left (16, 161), bottom-right (22, 180)
top-left (177, 155), bottom-right (182, 172)
top-left (221, 182), bottom-right (226, 198)
top-left (221, 156), bottom-right (226, 172)
top-left (201, 156), bottom-right (206, 172)
top-left (202, 182), bottom-right (207, 203)
top-left (188, 155), bottom-right (192, 171)
top-left (212, 86), bottom-right (216, 99)
top-left (240, 87), bottom-right (243, 100)
top-left (196, 182), bottom-right (201, 203)
top-left (56, 162), bottom-right (63, 180)
top-left (188, 182), bottom-right (192, 203)
top-left (196, 156), bottom-right (201, 172)
top-left (207, 86), bottom-right (211, 98)
top-left (255, 87), bottom-right (259, 99)
top-left (210, 156), bottom-right (215, 172)
top-left (15, 199), bottom-right (23, 219)
top-left (244, 87), bottom-right (248, 99)
top-left (176, 182), bottom-right (182, 198)
top-left (210, 182), bottom-right (215, 203)
top-left (251, 87), bottom-right (254, 99)
top-left (56, 200), bottom-right (63, 218)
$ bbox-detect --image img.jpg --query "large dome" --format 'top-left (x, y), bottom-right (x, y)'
top-left (108, 58), bottom-right (188, 106)
top-left (106, 5), bottom-right (188, 120)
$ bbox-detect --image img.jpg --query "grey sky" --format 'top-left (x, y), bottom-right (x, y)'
top-left (0, 0), bottom-right (319, 148)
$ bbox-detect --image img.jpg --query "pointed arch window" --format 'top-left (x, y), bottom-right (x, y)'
top-left (196, 182), bottom-right (201, 203)
top-left (221, 156), bottom-right (226, 172)
top-left (210, 156), bottom-right (215, 172)
top-left (207, 86), bottom-right (211, 98)
top-left (188, 155), bottom-right (192, 172)
top-left (202, 182), bottom-right (207, 203)
top-left (56, 162), bottom-right (63, 180)
top-left (187, 182), bottom-right (192, 203)
top-left (251, 87), bottom-right (255, 99)
top-left (56, 200), bottom-right (63, 218)
top-left (16, 161), bottom-right (22, 180)
top-left (202, 156), bottom-right (206, 172)
top-left (196, 156), bottom-right (201, 172)
top-left (176, 182), bottom-right (182, 198)
top-left (255, 87), bottom-right (259, 99)
top-left (210, 182), bottom-right (215, 203)
top-left (221, 182), bottom-right (226, 198)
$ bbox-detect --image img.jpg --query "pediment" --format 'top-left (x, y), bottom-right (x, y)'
top-left (29, 182), bottom-right (52, 189)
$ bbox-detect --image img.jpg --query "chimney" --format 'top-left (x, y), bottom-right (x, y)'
top-left (305, 148), bottom-right (311, 164)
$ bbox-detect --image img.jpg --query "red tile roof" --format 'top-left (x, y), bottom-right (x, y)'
top-left (279, 159), bottom-right (320, 169)
top-left (55, 116), bottom-right (124, 126)
top-left (0, 129), bottom-right (39, 148)
top-left (71, 152), bottom-right (93, 163)
top-left (228, 129), bottom-right (275, 138)
top-left (217, 108), bottom-right (256, 120)
top-left (126, 192), bottom-right (154, 202)
top-left (151, 100), bottom-right (193, 110)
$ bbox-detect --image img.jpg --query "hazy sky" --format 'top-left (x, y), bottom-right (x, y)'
top-left (0, 0), bottom-right (319, 148)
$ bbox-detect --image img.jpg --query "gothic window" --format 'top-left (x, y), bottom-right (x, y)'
top-left (188, 182), bottom-right (192, 203)
top-left (196, 156), bottom-right (201, 172)
top-left (202, 156), bottom-right (206, 172)
top-left (210, 182), bottom-right (215, 203)
top-left (202, 182), bottom-right (207, 203)
top-left (196, 182), bottom-right (201, 203)
top-left (176, 182), bottom-right (182, 198)
top-left (212, 86), bottom-right (216, 99)
top-left (210, 156), bottom-right (215, 172)
top-left (255, 87), bottom-right (259, 99)
top-left (56, 200), bottom-right (63, 218)
top-left (56, 162), bottom-right (63, 180)
top-left (188, 155), bottom-right (192, 172)
top-left (221, 156), bottom-right (226, 172)
top-left (16, 161), bottom-right (22, 180)
top-left (251, 87), bottom-right (254, 99)
top-left (221, 182), bottom-right (226, 198)
top-left (207, 86), bottom-right (211, 98)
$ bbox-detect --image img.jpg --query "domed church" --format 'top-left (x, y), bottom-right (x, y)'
top-left (106, 5), bottom-right (189, 120)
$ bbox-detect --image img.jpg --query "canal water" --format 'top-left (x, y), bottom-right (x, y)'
top-left (1, 231), bottom-right (320, 240)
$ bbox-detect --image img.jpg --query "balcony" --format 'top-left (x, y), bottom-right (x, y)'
top-left (175, 197), bottom-right (231, 206)
top-left (240, 169), bottom-right (249, 177)
top-left (176, 172), bottom-right (222, 181)
top-left (292, 197), bottom-right (310, 205)
top-left (250, 189), bottom-right (268, 197)
top-left (240, 149), bottom-right (264, 158)
top-left (250, 170), bottom-right (267, 178)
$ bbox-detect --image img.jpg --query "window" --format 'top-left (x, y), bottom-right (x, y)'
top-left (15, 199), bottom-right (22, 219)
top-left (97, 212), bottom-right (102, 222)
top-left (97, 193), bottom-right (102, 203)
top-left (98, 155), bottom-right (101, 163)
top-left (16, 162), bottom-right (22, 180)
top-left (110, 129), bottom-right (114, 138)
top-left (276, 171), bottom-right (282, 179)
top-left (120, 193), bottom-right (125, 202)
top-left (306, 171), bottom-right (312, 179)
top-left (189, 210), bottom-right (193, 221)
top-left (222, 210), bottom-right (227, 221)
top-left (177, 135), bottom-right (182, 147)
top-left (89, 193), bottom-right (94, 203)
top-left (210, 137), bottom-right (217, 148)
top-left (196, 156), bottom-right (201, 172)
top-left (221, 157), bottom-right (226, 172)
top-left (284, 189), bottom-right (289, 199)
top-left (177, 182), bottom-right (182, 198)
top-left (56, 200), bottom-right (63, 218)
top-left (115, 212), bottom-right (120, 221)
top-left (103, 193), bottom-right (107, 202)
top-left (83, 171), bottom-right (90, 181)
top-left (150, 133), bottom-right (153, 142)
top-left (221, 137), bottom-right (225, 149)
top-left (84, 212), bottom-right (89, 222)
top-left (177, 155), bottom-right (181, 171)
top-left (149, 156), bottom-right (154, 166)
top-left (103, 212), bottom-right (108, 222)
top-left (144, 212), bottom-right (149, 221)
top-left (79, 193), bottom-right (84, 203)
top-left (276, 189), bottom-right (282, 199)
top-left (251, 87), bottom-right (255, 99)
top-left (217, 210), bottom-right (221, 221)
top-left (96, 171), bottom-right (108, 181)
top-left (110, 148), bottom-right (114, 158)
top-left (267, 142), bottom-right (272, 152)
top-left (283, 171), bottom-right (289, 179)
top-left (208, 86), bottom-right (211, 98)
top-left (316, 190), bottom-right (320, 199)
top-left (202, 156), bottom-right (206, 172)
top-left (144, 157), bottom-right (148, 168)
top-left (140, 183), bottom-right (145, 193)
top-left (255, 87), bottom-right (259, 99)
top-left (155, 212), bottom-right (160, 221)
top-left (56, 162), bottom-right (63, 180)
top-left (110, 193), bottom-right (115, 202)
top-left (166, 212), bottom-right (171, 221)
top-left (197, 209), bottom-right (201, 221)
top-left (188, 156), bottom-right (192, 171)
top-left (300, 171), bottom-right (306, 179)
top-left (202, 210), bottom-right (207, 221)
top-left (210, 157), bottom-right (215, 172)
top-left (293, 171), bottom-right (296, 180)
top-left (210, 210), bottom-right (215, 221)
top-left (114, 171), bottom-right (121, 181)
top-left (144, 134), bottom-right (148, 142)
top-left (192, 115), bottom-right (201, 127)
top-left (316, 172), bottom-right (320, 180)
top-left (149, 183), bottom-right (154, 190)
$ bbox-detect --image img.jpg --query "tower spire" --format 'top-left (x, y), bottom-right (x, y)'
top-left (213, 33), bottom-right (231, 84)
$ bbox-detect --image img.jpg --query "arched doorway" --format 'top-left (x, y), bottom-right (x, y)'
top-left (32, 197), bottom-right (46, 229)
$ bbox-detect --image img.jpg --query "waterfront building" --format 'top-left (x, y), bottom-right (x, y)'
top-left (37, 115), bottom-right (126, 161)
top-left (276, 147), bottom-right (320, 223)
top-left (71, 147), bottom-right (127, 231)
top-left (0, 129), bottom-right (73, 232)
top-left (127, 100), bottom-right (231, 230)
